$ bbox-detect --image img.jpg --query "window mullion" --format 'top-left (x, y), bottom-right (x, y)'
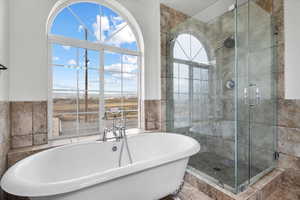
top-left (121, 54), bottom-right (124, 118)
top-left (189, 65), bottom-right (193, 127)
top-left (76, 48), bottom-right (80, 136)
top-left (99, 5), bottom-right (103, 42)
top-left (137, 55), bottom-right (141, 128)
top-left (99, 50), bottom-right (105, 134)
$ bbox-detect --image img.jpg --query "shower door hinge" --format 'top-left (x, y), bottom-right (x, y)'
top-left (274, 151), bottom-right (280, 161)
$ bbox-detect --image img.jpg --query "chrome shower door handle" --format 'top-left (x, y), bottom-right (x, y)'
top-left (255, 87), bottom-right (261, 105)
top-left (243, 88), bottom-right (248, 105)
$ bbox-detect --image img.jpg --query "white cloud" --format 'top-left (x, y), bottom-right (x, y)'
top-left (78, 25), bottom-right (84, 32)
top-left (105, 63), bottom-right (137, 73)
top-left (108, 22), bottom-right (136, 46)
top-left (105, 63), bottom-right (121, 72)
top-left (123, 64), bottom-right (137, 73)
top-left (93, 15), bottom-right (110, 41)
top-left (52, 57), bottom-right (59, 61)
top-left (62, 45), bottom-right (71, 50)
top-left (123, 55), bottom-right (137, 64)
top-left (68, 59), bottom-right (77, 66)
top-left (112, 73), bottom-right (136, 80)
top-left (113, 16), bottom-right (123, 23)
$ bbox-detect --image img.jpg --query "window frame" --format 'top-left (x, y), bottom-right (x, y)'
top-left (170, 32), bottom-right (210, 129)
top-left (47, 2), bottom-right (142, 140)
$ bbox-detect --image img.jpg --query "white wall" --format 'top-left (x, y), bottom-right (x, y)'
top-left (0, 0), bottom-right (9, 101)
top-left (284, 0), bottom-right (300, 99)
top-left (9, 0), bottom-right (160, 101)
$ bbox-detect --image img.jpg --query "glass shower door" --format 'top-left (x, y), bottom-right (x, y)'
top-left (236, 0), bottom-right (276, 191)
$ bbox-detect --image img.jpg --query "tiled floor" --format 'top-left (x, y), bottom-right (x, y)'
top-left (161, 183), bottom-right (212, 200)
top-left (179, 182), bottom-right (213, 200)
top-left (188, 152), bottom-right (261, 188)
top-left (266, 184), bottom-right (300, 200)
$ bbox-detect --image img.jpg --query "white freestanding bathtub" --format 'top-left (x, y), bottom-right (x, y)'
top-left (1, 133), bottom-right (200, 200)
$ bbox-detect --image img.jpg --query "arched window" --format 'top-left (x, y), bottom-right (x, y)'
top-left (172, 33), bottom-right (210, 128)
top-left (48, 2), bottom-right (141, 138)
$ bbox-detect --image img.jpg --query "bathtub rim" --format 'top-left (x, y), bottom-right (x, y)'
top-left (1, 132), bottom-right (200, 197)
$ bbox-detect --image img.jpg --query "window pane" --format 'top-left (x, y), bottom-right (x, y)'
top-left (179, 64), bottom-right (189, 78)
top-left (173, 63), bottom-right (179, 78)
top-left (52, 44), bottom-right (78, 66)
top-left (105, 24), bottom-right (138, 51)
top-left (79, 49), bottom-right (100, 69)
top-left (54, 113), bottom-right (77, 136)
top-left (193, 67), bottom-right (201, 80)
top-left (123, 96), bottom-right (138, 111)
top-left (51, 2), bottom-right (138, 51)
top-left (173, 41), bottom-right (188, 60)
top-left (105, 51), bottom-right (121, 72)
top-left (123, 55), bottom-right (138, 73)
top-left (68, 2), bottom-right (100, 42)
top-left (51, 7), bottom-right (87, 41)
top-left (78, 68), bottom-right (100, 91)
top-left (104, 95), bottom-right (122, 127)
top-left (193, 48), bottom-right (209, 64)
top-left (53, 91), bottom-right (77, 114)
top-left (193, 80), bottom-right (201, 94)
top-left (125, 110), bottom-right (138, 129)
top-left (53, 66), bottom-right (78, 90)
top-left (179, 78), bottom-right (189, 93)
top-left (104, 95), bottom-right (122, 115)
top-left (173, 78), bottom-right (179, 93)
top-left (173, 93), bottom-right (190, 128)
top-left (78, 91), bottom-right (99, 113)
top-left (173, 33), bottom-right (209, 65)
top-left (79, 113), bottom-right (99, 134)
top-left (191, 35), bottom-right (203, 58)
top-left (123, 73), bottom-right (138, 94)
top-left (176, 34), bottom-right (191, 58)
top-left (105, 71), bottom-right (122, 92)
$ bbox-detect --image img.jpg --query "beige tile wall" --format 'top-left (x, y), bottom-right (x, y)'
top-left (0, 101), bottom-right (10, 198)
top-left (0, 102), bottom-right (10, 176)
top-left (10, 101), bottom-right (47, 149)
top-left (273, 0), bottom-right (300, 187)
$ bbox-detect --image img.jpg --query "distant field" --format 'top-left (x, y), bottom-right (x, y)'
top-left (52, 97), bottom-right (139, 136)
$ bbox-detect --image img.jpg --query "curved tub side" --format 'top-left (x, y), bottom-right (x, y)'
top-left (1, 133), bottom-right (200, 198)
top-left (30, 158), bottom-right (189, 200)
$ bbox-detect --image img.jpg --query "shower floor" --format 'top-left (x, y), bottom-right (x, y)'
top-left (188, 152), bottom-right (261, 188)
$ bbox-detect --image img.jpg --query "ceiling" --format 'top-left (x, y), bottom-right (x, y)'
top-left (160, 0), bottom-right (248, 23)
top-left (160, 0), bottom-right (219, 17)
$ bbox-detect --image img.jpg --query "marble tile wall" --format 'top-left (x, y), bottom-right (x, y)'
top-left (144, 100), bottom-right (161, 131)
top-left (0, 102), bottom-right (10, 176)
top-left (10, 101), bottom-right (48, 149)
top-left (0, 101), bottom-right (10, 199)
top-left (273, 0), bottom-right (300, 189)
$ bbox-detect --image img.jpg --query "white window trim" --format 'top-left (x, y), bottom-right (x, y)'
top-left (47, 36), bottom-right (142, 141)
top-left (47, 0), bottom-right (145, 141)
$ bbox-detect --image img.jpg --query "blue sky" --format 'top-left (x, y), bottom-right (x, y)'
top-left (51, 2), bottom-right (138, 96)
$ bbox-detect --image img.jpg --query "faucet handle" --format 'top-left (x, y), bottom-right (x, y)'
top-left (122, 111), bottom-right (127, 127)
top-left (102, 112), bottom-right (108, 120)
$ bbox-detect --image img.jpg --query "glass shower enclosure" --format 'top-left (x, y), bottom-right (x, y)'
top-left (164, 0), bottom-right (276, 193)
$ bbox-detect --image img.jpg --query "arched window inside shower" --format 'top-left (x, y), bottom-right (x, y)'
top-left (170, 33), bottom-right (211, 130)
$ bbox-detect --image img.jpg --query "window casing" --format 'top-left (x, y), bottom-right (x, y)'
top-left (48, 2), bottom-right (141, 139)
top-left (172, 33), bottom-right (210, 129)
